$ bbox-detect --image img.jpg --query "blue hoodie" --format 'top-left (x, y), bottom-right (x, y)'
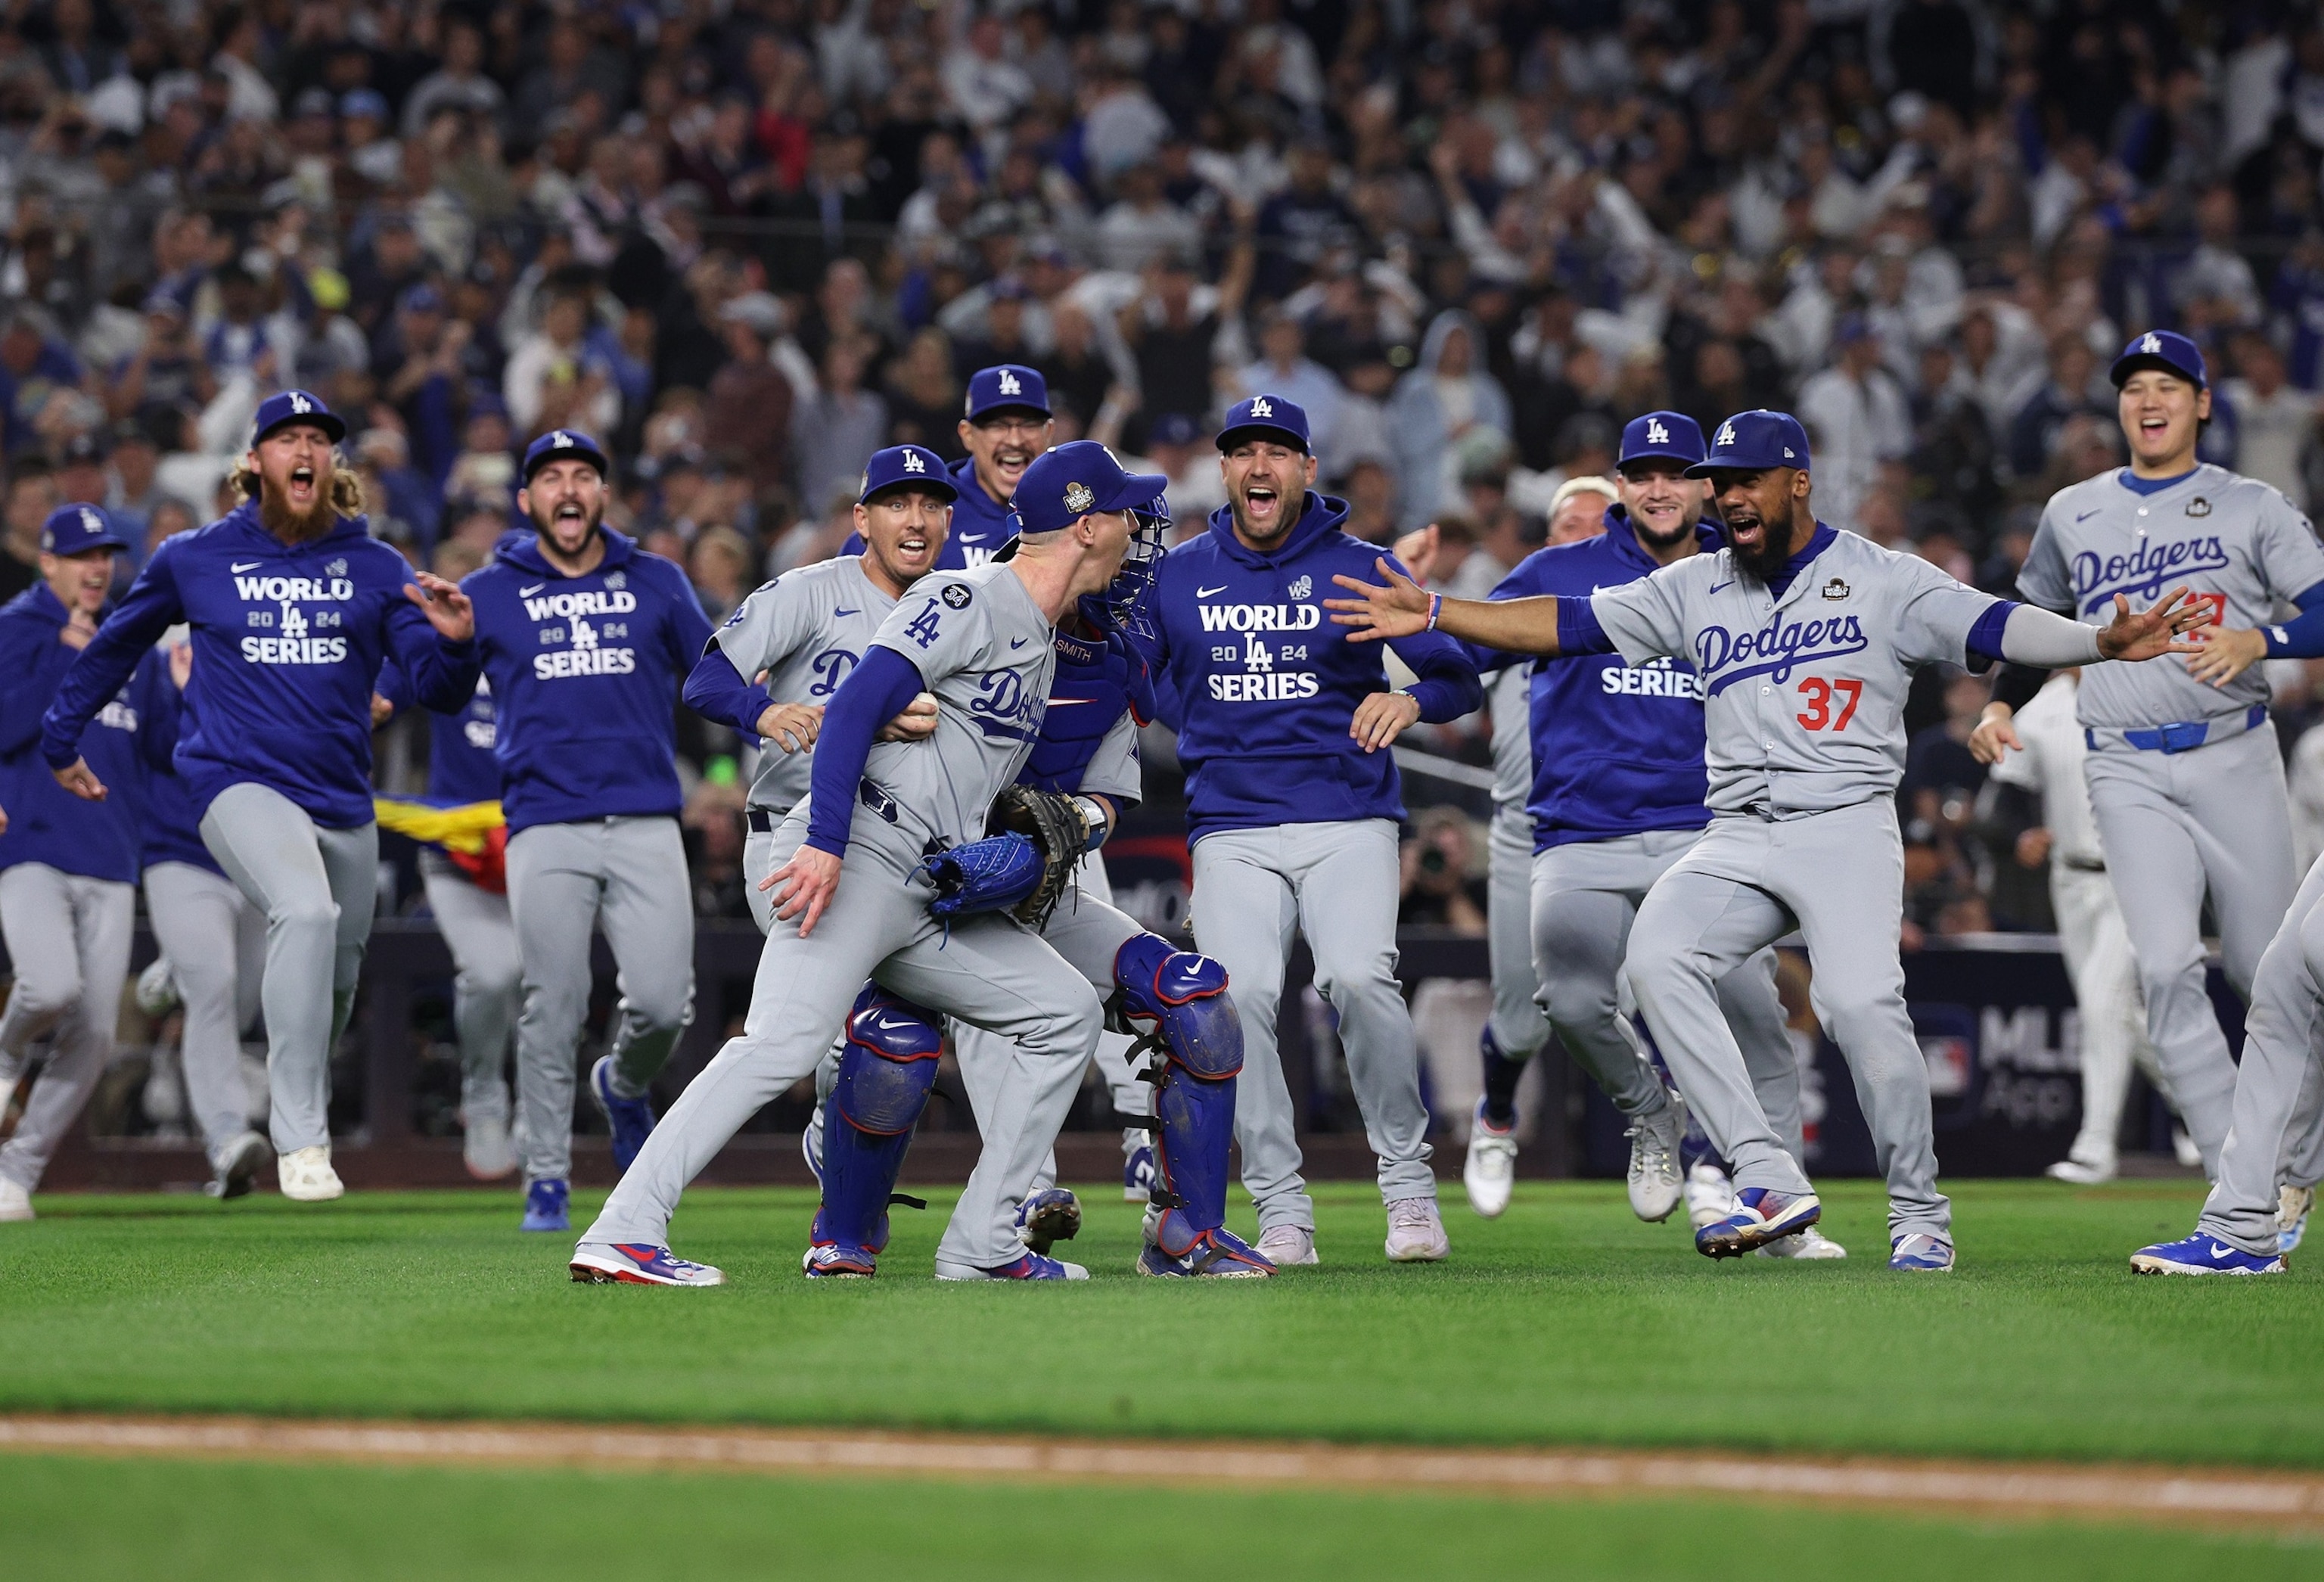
top-left (840, 454), bottom-right (1019, 568)
top-left (0, 584), bottom-right (162, 883)
top-left (1144, 493), bottom-right (1480, 841)
top-left (41, 502), bottom-right (480, 829)
top-left (460, 527), bottom-right (713, 835)
top-left (1481, 508), bottom-right (1723, 851)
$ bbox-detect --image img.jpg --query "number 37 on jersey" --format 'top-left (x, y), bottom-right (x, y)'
top-left (1794, 676), bottom-right (1862, 732)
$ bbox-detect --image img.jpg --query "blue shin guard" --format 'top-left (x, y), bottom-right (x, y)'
top-left (809, 984), bottom-right (942, 1274)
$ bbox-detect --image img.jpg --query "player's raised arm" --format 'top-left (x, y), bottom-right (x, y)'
top-left (1326, 558), bottom-right (1568, 654)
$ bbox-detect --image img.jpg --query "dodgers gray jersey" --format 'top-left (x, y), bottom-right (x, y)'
top-left (2019, 465), bottom-right (2324, 730)
top-left (1075, 710), bottom-right (1145, 805)
top-left (1590, 528), bottom-right (1996, 814)
top-left (850, 563), bottom-right (1056, 852)
top-left (1486, 663), bottom-right (1534, 815)
top-left (711, 556), bottom-right (899, 813)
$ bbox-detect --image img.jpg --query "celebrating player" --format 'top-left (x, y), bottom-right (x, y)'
top-left (1459, 413), bottom-right (1837, 1257)
top-left (1142, 396), bottom-right (1483, 1267)
top-left (459, 430), bottom-right (713, 1232)
top-left (44, 392), bottom-right (478, 1203)
top-left (842, 365), bottom-right (1052, 570)
top-left (1328, 409), bottom-right (2204, 1271)
top-left (1972, 331), bottom-right (2324, 1178)
top-left (569, 442), bottom-right (1154, 1285)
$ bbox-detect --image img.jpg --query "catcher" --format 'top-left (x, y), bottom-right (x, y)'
top-left (805, 443), bottom-right (1274, 1279)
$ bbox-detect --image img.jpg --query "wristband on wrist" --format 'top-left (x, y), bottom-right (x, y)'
top-left (1425, 592), bottom-right (1443, 630)
top-left (1072, 794), bottom-right (1110, 850)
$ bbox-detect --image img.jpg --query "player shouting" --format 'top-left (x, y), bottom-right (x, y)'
top-left (44, 392), bottom-right (478, 1203)
top-left (1142, 396), bottom-right (1483, 1267)
top-left (1972, 331), bottom-right (2324, 1177)
top-left (842, 365), bottom-right (1052, 569)
top-left (1328, 409), bottom-right (2204, 1271)
top-left (458, 430), bottom-right (713, 1232)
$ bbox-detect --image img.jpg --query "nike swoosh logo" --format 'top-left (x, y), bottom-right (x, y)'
top-left (1709, 580), bottom-right (1734, 595)
top-left (518, 583), bottom-right (545, 597)
top-left (231, 561), bottom-right (263, 573)
top-left (2211, 1243), bottom-right (2235, 1260)
top-left (1197, 584), bottom-right (1230, 598)
top-left (2076, 509), bottom-right (2102, 522)
top-left (1011, 637), bottom-right (1027, 648)
top-left (834, 608), bottom-right (859, 617)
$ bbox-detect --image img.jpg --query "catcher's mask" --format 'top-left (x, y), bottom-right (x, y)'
top-left (1079, 493), bottom-right (1169, 640)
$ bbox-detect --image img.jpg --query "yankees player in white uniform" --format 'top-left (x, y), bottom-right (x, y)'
top-left (1983, 670), bottom-right (2180, 1183)
top-left (1973, 331), bottom-right (2324, 1177)
top-left (570, 446), bottom-right (1146, 1285)
top-left (1330, 409), bottom-right (2204, 1271)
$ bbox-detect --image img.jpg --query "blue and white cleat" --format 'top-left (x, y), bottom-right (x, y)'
top-left (1694, 1186), bottom-right (1819, 1259)
top-left (520, 1178), bottom-right (570, 1232)
top-left (1123, 1128), bottom-right (1155, 1203)
top-left (1889, 1232), bottom-right (1957, 1273)
top-left (803, 1242), bottom-right (879, 1278)
top-left (2281, 1186), bottom-right (2314, 1256)
top-left (1014, 1186), bottom-right (1082, 1256)
top-left (2130, 1232), bottom-right (2285, 1276)
top-left (589, 1056), bottom-right (657, 1172)
top-left (934, 1251), bottom-right (1089, 1281)
top-left (1136, 1226), bottom-right (1276, 1279)
top-left (570, 1242), bottom-right (726, 1285)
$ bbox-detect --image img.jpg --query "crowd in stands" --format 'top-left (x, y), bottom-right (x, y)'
top-left (11, 0), bottom-right (2324, 937)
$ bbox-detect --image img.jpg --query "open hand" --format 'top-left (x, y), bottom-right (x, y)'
top-left (2183, 625), bottom-right (2267, 688)
top-left (763, 843), bottom-right (841, 937)
top-left (2094, 586), bottom-right (2209, 663)
top-left (407, 572), bottom-right (475, 642)
top-left (756, 701), bottom-right (822, 753)
top-left (1326, 558), bottom-right (1433, 642)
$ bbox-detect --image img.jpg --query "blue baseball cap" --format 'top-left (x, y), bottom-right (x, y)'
top-left (1617, 410), bottom-right (1705, 471)
top-left (40, 502), bottom-right (129, 556)
top-left (858, 443), bottom-right (958, 505)
top-left (2111, 329), bottom-right (2207, 390)
top-left (1216, 393), bottom-right (1310, 453)
top-left (1686, 409), bottom-right (1812, 477)
top-left (963, 364), bottom-right (1051, 423)
top-left (1012, 441), bottom-right (1167, 536)
top-left (521, 427), bottom-right (610, 483)
top-left (251, 388), bottom-right (346, 446)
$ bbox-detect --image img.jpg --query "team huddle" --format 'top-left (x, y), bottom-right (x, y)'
top-left (5, 333), bottom-right (2322, 1279)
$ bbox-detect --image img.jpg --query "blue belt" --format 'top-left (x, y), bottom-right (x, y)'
top-left (2086, 703), bottom-right (2267, 755)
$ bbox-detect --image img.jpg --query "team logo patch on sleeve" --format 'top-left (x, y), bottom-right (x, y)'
top-left (941, 583), bottom-right (973, 609)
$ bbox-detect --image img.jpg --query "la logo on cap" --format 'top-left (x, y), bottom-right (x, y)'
top-left (289, 392), bottom-right (312, 415)
top-left (2141, 332), bottom-right (2161, 354)
top-left (1717, 421), bottom-right (1738, 447)
top-left (1064, 480), bottom-right (1095, 514)
top-left (80, 506), bottom-right (100, 532)
top-left (1645, 417), bottom-right (1670, 445)
top-left (1251, 396), bottom-right (1273, 417)
top-left (902, 449), bottom-right (925, 473)
top-left (997, 369), bottom-right (1021, 396)
top-left (549, 430), bottom-right (570, 449)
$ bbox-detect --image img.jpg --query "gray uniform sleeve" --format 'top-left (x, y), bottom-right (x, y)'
top-left (1892, 553), bottom-right (2000, 667)
top-left (1589, 567), bottom-right (1689, 666)
top-left (712, 576), bottom-right (824, 677)
top-left (2015, 499), bottom-right (2074, 611)
top-left (872, 574), bottom-right (997, 684)
top-left (1077, 710), bottom-right (1145, 805)
top-left (2252, 486), bottom-right (2324, 602)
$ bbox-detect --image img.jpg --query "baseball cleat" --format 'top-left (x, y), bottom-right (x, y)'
top-left (520, 1178), bottom-right (570, 1232)
top-left (1384, 1196), bottom-right (1450, 1262)
top-left (589, 1056), bottom-right (657, 1173)
top-left (276, 1144), bottom-right (344, 1202)
top-left (134, 955), bottom-right (182, 1018)
top-left (2280, 1185), bottom-right (2314, 1255)
top-left (1626, 1099), bottom-right (1685, 1223)
top-left (1757, 1225), bottom-right (1847, 1260)
top-left (2045, 1156), bottom-right (2116, 1186)
top-left (2172, 1129), bottom-right (2203, 1170)
top-left (2131, 1232), bottom-right (2285, 1276)
top-left (1014, 1186), bottom-right (1082, 1255)
top-left (206, 1130), bottom-right (271, 1201)
top-left (1888, 1232), bottom-right (1956, 1273)
top-left (801, 1105), bottom-right (825, 1188)
top-left (461, 1112), bottom-right (516, 1181)
top-left (1122, 1127), bottom-right (1154, 1203)
top-left (1695, 1186), bottom-right (1819, 1258)
top-left (570, 1242), bottom-right (726, 1285)
top-left (934, 1251), bottom-right (1089, 1281)
top-left (0, 1178), bottom-right (32, 1222)
top-left (1255, 1224), bottom-right (1318, 1266)
top-left (1684, 1161), bottom-right (1736, 1229)
top-left (1138, 1226), bottom-right (1276, 1278)
top-left (803, 1242), bottom-right (879, 1278)
top-left (1463, 1098), bottom-right (1518, 1219)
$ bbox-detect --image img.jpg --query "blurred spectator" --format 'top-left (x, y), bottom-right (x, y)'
top-left (1398, 808), bottom-right (1487, 933)
top-left (1, 460), bottom-right (55, 601)
top-left (1389, 311), bottom-right (1513, 530)
top-left (790, 337), bottom-right (887, 524)
top-left (2223, 334), bottom-right (2317, 508)
top-left (705, 295), bottom-right (797, 498)
top-left (1796, 316), bottom-right (1910, 536)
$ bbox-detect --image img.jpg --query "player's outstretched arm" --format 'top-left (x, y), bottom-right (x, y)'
top-left (1327, 558), bottom-right (1563, 654)
top-left (2093, 586), bottom-right (2211, 661)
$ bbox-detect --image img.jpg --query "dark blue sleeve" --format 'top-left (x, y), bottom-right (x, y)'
top-left (42, 547), bottom-right (185, 767)
top-left (375, 653), bottom-right (417, 712)
top-left (382, 589), bottom-right (481, 713)
top-left (1965, 600), bottom-right (2016, 667)
top-left (805, 645), bottom-right (925, 857)
top-left (1553, 595), bottom-right (1615, 657)
top-left (1381, 626), bottom-right (1486, 722)
top-left (134, 648), bottom-right (182, 770)
top-left (0, 623), bottom-right (51, 757)
top-left (2263, 581), bottom-right (2324, 657)
top-left (683, 647), bottom-right (775, 732)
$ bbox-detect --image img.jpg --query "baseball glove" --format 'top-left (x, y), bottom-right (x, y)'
top-left (920, 785), bottom-right (1090, 929)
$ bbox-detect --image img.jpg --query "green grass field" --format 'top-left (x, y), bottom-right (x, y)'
top-left (2, 1178), bottom-right (2316, 1577)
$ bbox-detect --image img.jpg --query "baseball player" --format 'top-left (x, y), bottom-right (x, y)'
top-left (1142, 396), bottom-right (1484, 1267)
top-left (1971, 331), bottom-right (2324, 1178)
top-left (570, 443), bottom-right (1250, 1283)
top-left (0, 505), bottom-right (153, 1220)
top-left (842, 365), bottom-right (1052, 570)
top-left (1459, 413), bottom-right (1839, 1258)
top-left (459, 430), bottom-right (713, 1233)
top-left (1981, 669), bottom-right (2183, 1184)
top-left (44, 390), bottom-right (479, 1203)
top-left (1328, 409), bottom-right (2203, 1271)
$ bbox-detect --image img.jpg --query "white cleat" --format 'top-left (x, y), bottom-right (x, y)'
top-left (1255, 1224), bottom-right (1319, 1267)
top-left (135, 956), bottom-right (182, 1018)
top-left (1463, 1099), bottom-right (1518, 1218)
top-left (1684, 1161), bottom-right (1735, 1229)
top-left (276, 1144), bottom-right (344, 1202)
top-left (207, 1130), bottom-right (272, 1200)
top-left (461, 1112), bottom-right (517, 1181)
top-left (2046, 1156), bottom-right (2116, 1186)
top-left (1757, 1225), bottom-right (1847, 1260)
top-left (0, 1177), bottom-right (32, 1221)
top-left (1626, 1100), bottom-right (1685, 1223)
top-left (1384, 1196), bottom-right (1449, 1262)
top-left (2172, 1129), bottom-right (2203, 1170)
top-left (2282, 1184), bottom-right (2315, 1255)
